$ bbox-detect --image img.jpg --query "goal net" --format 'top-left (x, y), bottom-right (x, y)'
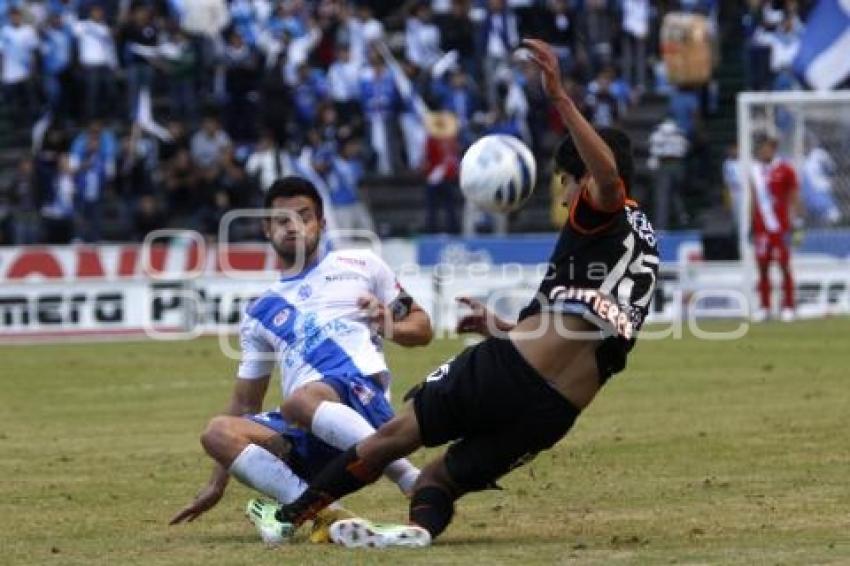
top-left (735, 90), bottom-right (850, 318)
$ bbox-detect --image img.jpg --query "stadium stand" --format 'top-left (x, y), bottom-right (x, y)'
top-left (0, 0), bottom-right (829, 244)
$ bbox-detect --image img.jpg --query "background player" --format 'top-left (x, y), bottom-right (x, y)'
top-left (750, 135), bottom-right (802, 322)
top-left (170, 177), bottom-right (432, 542)
top-left (244, 39), bottom-right (659, 548)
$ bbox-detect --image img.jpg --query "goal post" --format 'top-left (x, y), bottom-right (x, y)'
top-left (736, 90), bottom-right (850, 317)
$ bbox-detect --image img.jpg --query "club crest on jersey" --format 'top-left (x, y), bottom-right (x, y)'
top-left (273, 308), bottom-right (291, 327)
top-left (297, 284), bottom-right (312, 300)
top-left (350, 382), bottom-right (375, 405)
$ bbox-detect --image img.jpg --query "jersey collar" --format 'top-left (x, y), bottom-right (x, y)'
top-left (279, 245), bottom-right (329, 282)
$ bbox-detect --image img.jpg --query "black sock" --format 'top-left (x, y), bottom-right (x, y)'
top-left (409, 486), bottom-right (455, 539)
top-left (275, 446), bottom-right (382, 525)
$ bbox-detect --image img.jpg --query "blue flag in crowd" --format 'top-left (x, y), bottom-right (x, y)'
top-left (793, 0), bottom-right (850, 90)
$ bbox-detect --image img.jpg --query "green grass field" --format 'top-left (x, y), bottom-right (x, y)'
top-left (2, 319), bottom-right (849, 565)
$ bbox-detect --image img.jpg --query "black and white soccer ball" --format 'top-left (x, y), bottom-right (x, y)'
top-left (459, 134), bottom-right (537, 214)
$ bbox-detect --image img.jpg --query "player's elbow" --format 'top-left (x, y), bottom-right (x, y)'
top-left (200, 416), bottom-right (233, 460)
top-left (396, 328), bottom-right (433, 348)
top-left (413, 323), bottom-right (434, 346)
top-left (408, 312), bottom-right (434, 346)
top-left (392, 314), bottom-right (433, 347)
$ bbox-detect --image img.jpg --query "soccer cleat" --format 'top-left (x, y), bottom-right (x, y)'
top-left (329, 518), bottom-right (431, 549)
top-left (751, 307), bottom-right (769, 323)
top-left (780, 308), bottom-right (796, 323)
top-left (309, 506), bottom-right (358, 544)
top-left (245, 498), bottom-right (296, 546)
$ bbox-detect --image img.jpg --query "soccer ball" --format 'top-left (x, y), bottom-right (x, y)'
top-left (459, 134), bottom-right (537, 213)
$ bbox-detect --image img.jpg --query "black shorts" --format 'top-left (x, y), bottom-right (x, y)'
top-left (412, 337), bottom-right (581, 492)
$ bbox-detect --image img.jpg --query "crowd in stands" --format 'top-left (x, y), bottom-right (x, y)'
top-left (0, 0), bottom-right (813, 246)
top-left (743, 0), bottom-right (817, 93)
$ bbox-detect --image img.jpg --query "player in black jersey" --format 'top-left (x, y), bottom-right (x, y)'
top-left (246, 38), bottom-right (660, 548)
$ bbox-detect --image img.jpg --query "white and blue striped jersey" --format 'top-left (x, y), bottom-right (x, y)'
top-left (237, 248), bottom-right (403, 399)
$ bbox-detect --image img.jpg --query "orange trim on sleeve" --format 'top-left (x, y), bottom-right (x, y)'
top-left (566, 177), bottom-right (627, 234)
top-left (568, 199), bottom-right (619, 235)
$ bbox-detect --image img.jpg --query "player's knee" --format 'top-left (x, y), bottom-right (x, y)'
top-left (200, 416), bottom-right (236, 459)
top-left (280, 393), bottom-right (312, 427)
top-left (281, 387), bottom-right (327, 427)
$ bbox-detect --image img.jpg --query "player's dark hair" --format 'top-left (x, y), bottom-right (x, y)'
top-left (554, 127), bottom-right (634, 196)
top-left (264, 176), bottom-right (324, 219)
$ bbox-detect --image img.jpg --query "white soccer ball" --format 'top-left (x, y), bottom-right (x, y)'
top-left (459, 134), bottom-right (537, 214)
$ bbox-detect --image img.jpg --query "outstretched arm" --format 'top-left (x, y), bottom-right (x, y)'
top-left (523, 38), bottom-right (624, 211)
top-left (169, 377), bottom-right (269, 524)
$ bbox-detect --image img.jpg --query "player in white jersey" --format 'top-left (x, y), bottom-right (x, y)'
top-left (170, 177), bottom-right (433, 542)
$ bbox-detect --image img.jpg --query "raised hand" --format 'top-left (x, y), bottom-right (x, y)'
top-left (521, 38), bottom-right (566, 100)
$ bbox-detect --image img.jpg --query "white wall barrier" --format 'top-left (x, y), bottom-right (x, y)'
top-left (0, 243), bottom-right (848, 343)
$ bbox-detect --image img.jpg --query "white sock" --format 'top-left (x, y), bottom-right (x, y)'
top-left (229, 444), bottom-right (308, 504)
top-left (312, 401), bottom-right (421, 494)
top-left (392, 467), bottom-right (420, 495)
